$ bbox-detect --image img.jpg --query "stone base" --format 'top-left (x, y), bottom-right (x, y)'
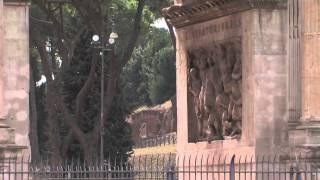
top-left (291, 120), bottom-right (320, 150)
top-left (0, 125), bottom-right (15, 144)
top-left (0, 123), bottom-right (28, 159)
top-left (0, 144), bottom-right (28, 178)
top-left (177, 139), bottom-right (255, 158)
top-left (0, 144), bottom-right (28, 157)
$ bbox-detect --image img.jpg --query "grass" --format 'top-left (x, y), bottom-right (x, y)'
top-left (133, 145), bottom-right (176, 156)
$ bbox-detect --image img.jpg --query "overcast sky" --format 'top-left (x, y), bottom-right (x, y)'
top-left (152, 18), bottom-right (169, 30)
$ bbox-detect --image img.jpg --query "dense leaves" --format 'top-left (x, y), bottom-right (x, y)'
top-left (123, 28), bottom-right (176, 110)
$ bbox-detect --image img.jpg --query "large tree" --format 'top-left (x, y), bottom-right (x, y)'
top-left (29, 0), bottom-right (152, 163)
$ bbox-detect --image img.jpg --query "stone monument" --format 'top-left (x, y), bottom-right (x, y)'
top-left (0, 0), bottom-right (29, 158)
top-left (162, 0), bottom-right (320, 158)
top-left (288, 0), bottom-right (320, 154)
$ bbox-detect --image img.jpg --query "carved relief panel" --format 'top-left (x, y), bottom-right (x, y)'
top-left (187, 38), bottom-right (242, 142)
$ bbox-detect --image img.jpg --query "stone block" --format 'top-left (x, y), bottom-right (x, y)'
top-left (0, 127), bottom-right (15, 144)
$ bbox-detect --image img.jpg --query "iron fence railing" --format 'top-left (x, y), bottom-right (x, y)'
top-left (1, 153), bottom-right (320, 180)
top-left (134, 133), bottom-right (177, 149)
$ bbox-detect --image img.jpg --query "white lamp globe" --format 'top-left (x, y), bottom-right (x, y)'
top-left (92, 34), bottom-right (100, 42)
top-left (109, 32), bottom-right (118, 39)
top-left (45, 41), bottom-right (51, 52)
top-left (108, 38), bottom-right (115, 44)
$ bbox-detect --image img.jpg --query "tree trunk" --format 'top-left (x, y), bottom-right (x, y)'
top-left (29, 70), bottom-right (41, 162)
top-left (46, 89), bottom-right (63, 164)
top-left (82, 136), bottom-right (98, 165)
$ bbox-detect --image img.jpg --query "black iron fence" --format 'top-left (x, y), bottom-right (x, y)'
top-left (1, 153), bottom-right (320, 179)
top-left (134, 133), bottom-right (176, 149)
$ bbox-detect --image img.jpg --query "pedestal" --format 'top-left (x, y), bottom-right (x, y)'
top-left (172, 7), bottom-right (287, 156)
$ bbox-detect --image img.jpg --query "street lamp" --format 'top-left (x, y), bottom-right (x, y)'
top-left (45, 40), bottom-right (52, 53)
top-left (91, 31), bottom-right (119, 165)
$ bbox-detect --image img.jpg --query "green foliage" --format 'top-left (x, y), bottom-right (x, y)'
top-left (104, 90), bottom-right (133, 158)
top-left (122, 28), bottom-right (176, 110)
top-left (148, 46), bottom-right (175, 104)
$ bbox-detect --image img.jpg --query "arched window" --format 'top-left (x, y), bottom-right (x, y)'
top-left (139, 122), bottom-right (147, 138)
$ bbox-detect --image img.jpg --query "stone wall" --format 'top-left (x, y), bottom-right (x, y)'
top-left (248, 9), bottom-right (288, 154)
top-left (0, 0), bottom-right (29, 155)
top-left (128, 101), bottom-right (177, 144)
top-left (128, 110), bottom-right (163, 143)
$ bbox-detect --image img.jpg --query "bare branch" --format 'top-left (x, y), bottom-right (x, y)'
top-left (33, 0), bottom-right (72, 67)
top-left (31, 27), bottom-right (87, 149)
top-left (30, 30), bottom-right (53, 82)
top-left (69, 26), bottom-right (86, 61)
top-left (120, 0), bottom-right (146, 66)
top-left (74, 49), bottom-right (99, 123)
top-left (54, 93), bottom-right (87, 146)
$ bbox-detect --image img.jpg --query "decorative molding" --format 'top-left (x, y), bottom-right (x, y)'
top-left (4, 0), bottom-right (27, 6)
top-left (162, 0), bottom-right (287, 28)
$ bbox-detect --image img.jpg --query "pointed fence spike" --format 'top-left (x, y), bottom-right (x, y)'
top-left (230, 155), bottom-right (236, 180)
top-left (211, 154), bottom-right (215, 170)
top-left (200, 154), bottom-right (204, 166)
top-left (176, 154), bottom-right (180, 170)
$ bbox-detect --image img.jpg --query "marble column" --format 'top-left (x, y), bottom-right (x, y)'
top-left (296, 0), bottom-right (320, 148)
top-left (288, 0), bottom-right (302, 129)
top-left (0, 0), bottom-right (4, 121)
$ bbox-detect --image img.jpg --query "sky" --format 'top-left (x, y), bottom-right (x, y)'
top-left (152, 18), bottom-right (169, 30)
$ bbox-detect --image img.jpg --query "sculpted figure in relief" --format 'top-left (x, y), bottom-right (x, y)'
top-left (189, 48), bottom-right (209, 139)
top-left (188, 68), bottom-right (201, 122)
top-left (205, 47), bottom-right (225, 140)
top-left (220, 40), bottom-right (242, 139)
top-left (188, 39), bottom-right (242, 141)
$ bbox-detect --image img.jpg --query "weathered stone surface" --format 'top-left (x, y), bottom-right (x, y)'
top-left (289, 0), bottom-right (320, 150)
top-left (0, 127), bottom-right (15, 144)
top-left (166, 0), bottom-right (285, 28)
top-left (127, 101), bottom-right (177, 144)
top-left (175, 8), bottom-right (288, 155)
top-left (2, 3), bottom-right (29, 150)
top-left (0, 0), bottom-right (5, 120)
top-left (0, 0), bottom-right (29, 157)
top-left (302, 37), bottom-right (320, 118)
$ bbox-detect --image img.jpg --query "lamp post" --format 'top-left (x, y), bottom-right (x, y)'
top-left (45, 40), bottom-right (52, 53)
top-left (91, 31), bottom-right (118, 165)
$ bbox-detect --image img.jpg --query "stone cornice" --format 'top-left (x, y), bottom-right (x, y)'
top-left (4, 0), bottom-right (28, 6)
top-left (162, 0), bottom-right (286, 28)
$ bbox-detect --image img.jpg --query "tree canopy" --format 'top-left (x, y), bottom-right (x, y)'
top-left (29, 0), bottom-right (175, 163)
top-left (123, 28), bottom-right (175, 111)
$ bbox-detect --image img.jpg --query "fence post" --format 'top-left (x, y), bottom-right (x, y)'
top-left (230, 155), bottom-right (235, 180)
top-left (166, 165), bottom-right (175, 180)
top-left (290, 164), bottom-right (302, 180)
